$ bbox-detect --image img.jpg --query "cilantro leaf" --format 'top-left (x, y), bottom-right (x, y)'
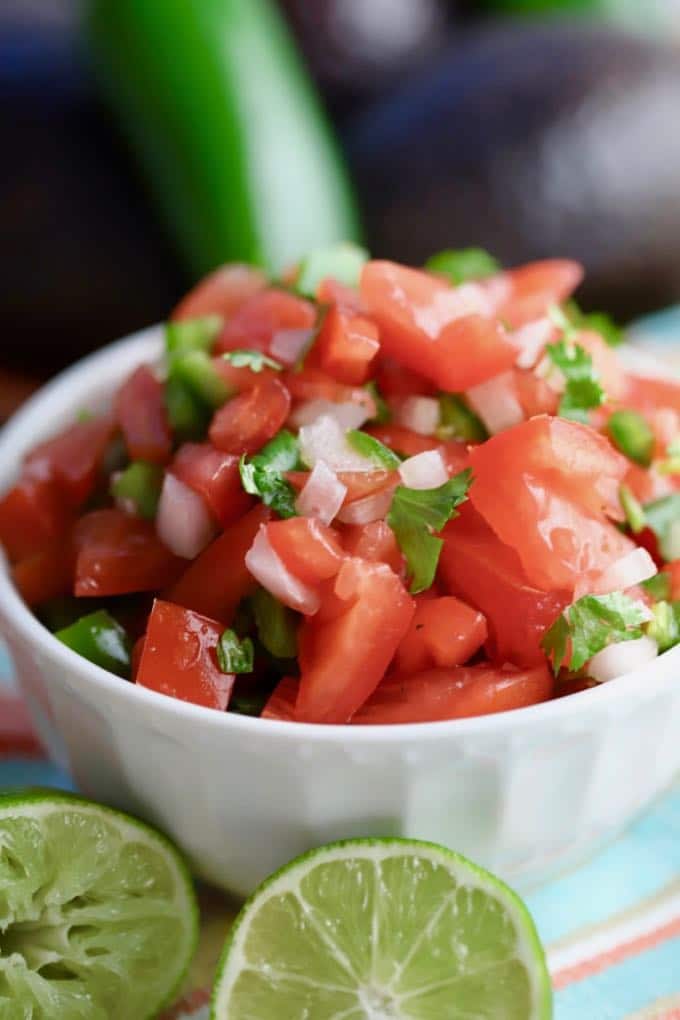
top-left (240, 430), bottom-right (300, 518)
top-left (223, 349), bottom-right (283, 373)
top-left (216, 630), bottom-right (254, 674)
top-left (387, 469), bottom-right (472, 593)
top-left (542, 593), bottom-right (649, 674)
top-left (643, 493), bottom-right (680, 562)
top-left (545, 333), bottom-right (605, 423)
top-left (425, 248), bottom-right (500, 285)
top-left (346, 430), bottom-right (401, 469)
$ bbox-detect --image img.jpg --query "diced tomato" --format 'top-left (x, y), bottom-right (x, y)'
top-left (624, 463), bottom-right (673, 505)
top-left (266, 518), bottom-right (344, 585)
top-left (170, 443), bottom-right (252, 527)
top-left (361, 261), bottom-right (516, 390)
top-left (262, 676), bottom-right (299, 721)
top-left (663, 561), bottom-right (680, 601)
top-left (440, 504), bottom-right (570, 666)
top-left (211, 356), bottom-right (278, 393)
top-left (209, 377), bottom-right (291, 455)
top-left (166, 505), bottom-right (270, 622)
top-left (287, 469), bottom-right (396, 505)
top-left (0, 476), bottom-right (73, 563)
top-left (12, 538), bottom-right (75, 607)
top-left (513, 369), bottom-right (559, 419)
top-left (172, 263), bottom-right (266, 321)
top-left (296, 558), bottom-right (415, 723)
top-left (624, 375), bottom-right (680, 415)
top-left (374, 356), bottom-right (436, 398)
top-left (576, 331), bottom-right (627, 403)
top-left (214, 289), bottom-right (316, 355)
top-left (284, 366), bottom-right (376, 416)
top-left (74, 509), bottom-right (184, 597)
top-left (131, 635), bottom-right (146, 682)
top-left (353, 663), bottom-right (554, 724)
top-left (25, 416), bottom-right (116, 506)
top-left (116, 366), bottom-right (172, 465)
top-left (312, 305), bottom-right (380, 385)
top-left (365, 425), bottom-right (440, 458)
top-left (393, 595), bottom-right (487, 674)
top-left (340, 520), bottom-right (403, 573)
top-left (137, 600), bottom-right (234, 710)
top-left (317, 277), bottom-right (363, 310)
top-left (492, 259), bottom-right (583, 328)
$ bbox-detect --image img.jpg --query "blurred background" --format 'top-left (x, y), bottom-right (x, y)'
top-left (3, 0), bottom-right (680, 415)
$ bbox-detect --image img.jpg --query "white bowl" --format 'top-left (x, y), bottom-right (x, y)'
top-left (1, 326), bottom-right (680, 899)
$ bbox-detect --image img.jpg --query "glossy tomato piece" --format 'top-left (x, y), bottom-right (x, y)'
top-left (340, 520), bottom-right (403, 573)
top-left (170, 443), bottom-right (252, 527)
top-left (374, 356), bottom-right (436, 398)
top-left (284, 366), bottom-right (376, 416)
top-left (209, 377), bottom-right (291, 455)
top-left (625, 374), bottom-right (680, 415)
top-left (167, 505), bottom-right (269, 622)
top-left (261, 675), bottom-right (299, 721)
top-left (116, 366), bottom-right (172, 465)
top-left (12, 538), bottom-right (75, 607)
top-left (74, 509), bottom-right (183, 597)
top-left (214, 289), bottom-right (316, 355)
top-left (353, 663), bottom-right (554, 724)
top-left (393, 595), bottom-right (487, 675)
top-left (25, 416), bottom-right (116, 506)
top-left (266, 518), bottom-right (344, 585)
top-left (172, 263), bottom-right (266, 321)
top-left (296, 558), bottom-right (415, 723)
top-left (0, 476), bottom-right (73, 563)
top-left (513, 369), bottom-right (558, 419)
top-left (361, 260), bottom-right (516, 390)
top-left (492, 259), bottom-right (583, 328)
top-left (137, 600), bottom-right (234, 710)
top-left (211, 356), bottom-right (278, 393)
top-left (317, 277), bottom-right (363, 310)
top-left (440, 504), bottom-right (570, 666)
top-left (312, 305), bottom-right (379, 385)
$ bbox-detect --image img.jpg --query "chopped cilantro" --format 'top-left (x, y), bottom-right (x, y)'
top-left (223, 349), bottom-right (283, 373)
top-left (217, 630), bottom-right (254, 674)
top-left (542, 592), bottom-right (650, 674)
top-left (346, 430), bottom-right (401, 469)
top-left (240, 430), bottom-right (300, 518)
top-left (643, 493), bottom-right (680, 561)
top-left (545, 336), bottom-right (605, 423)
top-left (437, 393), bottom-right (488, 442)
top-left (608, 410), bottom-right (654, 466)
top-left (425, 248), bottom-right (500, 285)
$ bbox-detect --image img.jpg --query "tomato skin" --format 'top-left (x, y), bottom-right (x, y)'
top-left (663, 561), bottom-right (680, 601)
top-left (340, 520), bottom-right (403, 573)
top-left (214, 289), bottom-right (316, 355)
top-left (209, 377), bottom-right (291, 455)
top-left (170, 443), bottom-right (252, 527)
top-left (172, 263), bottom-right (266, 321)
top-left (493, 259), bottom-right (583, 328)
top-left (74, 509), bottom-right (184, 597)
top-left (166, 505), bottom-right (270, 622)
top-left (266, 518), bottom-right (344, 584)
top-left (0, 476), bottom-right (73, 563)
top-left (353, 663), bottom-right (554, 724)
top-left (211, 356), bottom-right (278, 393)
top-left (25, 416), bottom-right (116, 506)
top-left (393, 596), bottom-right (487, 674)
top-left (262, 676), bottom-right (299, 721)
top-left (440, 504), bottom-right (569, 666)
top-left (317, 278), bottom-right (362, 310)
top-left (287, 469), bottom-right (396, 505)
top-left (116, 366), bottom-right (172, 465)
top-left (374, 356), bottom-right (436, 398)
top-left (313, 305), bottom-right (380, 385)
top-left (513, 369), bottom-right (558, 419)
top-left (12, 538), bottom-right (75, 607)
top-left (296, 558), bottom-right (415, 723)
top-left (625, 375), bottom-right (680, 415)
top-left (137, 600), bottom-right (234, 710)
top-left (283, 366), bottom-right (376, 415)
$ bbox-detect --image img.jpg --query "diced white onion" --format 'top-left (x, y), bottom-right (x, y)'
top-left (398, 450), bottom-right (448, 490)
top-left (588, 636), bottom-right (658, 683)
top-left (156, 474), bottom-right (217, 560)
top-left (590, 548), bottom-right (657, 595)
top-left (270, 328), bottom-right (314, 365)
top-left (511, 318), bottom-right (555, 370)
top-left (290, 399), bottom-right (370, 430)
top-left (415, 282), bottom-right (493, 337)
top-left (480, 273), bottom-right (512, 311)
top-left (298, 415), bottom-right (375, 472)
top-left (394, 396), bottom-right (440, 436)
top-left (296, 461), bottom-right (347, 525)
top-left (245, 525), bottom-right (320, 615)
top-left (336, 486), bottom-right (396, 525)
top-left (535, 355), bottom-right (566, 394)
top-left (466, 372), bottom-right (524, 435)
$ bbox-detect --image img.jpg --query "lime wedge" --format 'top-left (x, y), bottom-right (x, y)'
top-left (212, 838), bottom-right (552, 1019)
top-left (0, 791), bottom-right (198, 1019)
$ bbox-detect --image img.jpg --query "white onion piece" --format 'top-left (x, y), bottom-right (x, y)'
top-left (480, 273), bottom-right (512, 312)
top-left (511, 318), bottom-right (555, 370)
top-left (245, 525), bottom-right (320, 615)
top-left (588, 636), bottom-right (658, 684)
top-left (395, 396), bottom-right (440, 436)
top-left (337, 486), bottom-right (396, 525)
top-left (414, 282), bottom-right (493, 337)
top-left (290, 399), bottom-right (370, 430)
top-left (399, 450), bottom-right (448, 490)
top-left (535, 355), bottom-right (566, 394)
top-left (269, 328), bottom-right (313, 365)
top-left (590, 548), bottom-right (657, 595)
top-left (296, 461), bottom-right (347, 525)
top-left (466, 372), bottom-right (524, 435)
top-left (156, 474), bottom-right (217, 560)
top-left (298, 415), bottom-right (375, 472)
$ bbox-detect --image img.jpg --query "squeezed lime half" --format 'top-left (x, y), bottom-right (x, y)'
top-left (0, 791), bottom-right (198, 1019)
top-left (212, 838), bottom-right (552, 1019)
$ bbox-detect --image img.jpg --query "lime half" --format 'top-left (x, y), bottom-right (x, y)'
top-left (212, 838), bottom-right (552, 1019)
top-left (0, 791), bottom-right (198, 1019)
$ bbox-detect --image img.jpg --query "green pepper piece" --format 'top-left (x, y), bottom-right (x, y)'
top-left (111, 461), bottom-right (164, 520)
top-left (251, 588), bottom-right (299, 659)
top-left (164, 376), bottom-right (211, 442)
top-left (55, 611), bottom-right (132, 678)
top-left (173, 350), bottom-right (233, 409)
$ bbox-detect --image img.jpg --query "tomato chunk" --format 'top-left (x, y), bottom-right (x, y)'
top-left (172, 263), bottom-right (266, 321)
top-left (74, 509), bottom-right (183, 597)
top-left (137, 599), bottom-right (234, 710)
top-left (492, 259), bottom-right (583, 328)
top-left (313, 305), bottom-right (380, 385)
top-left (353, 663), bottom-right (554, 724)
top-left (209, 377), bottom-right (291, 455)
top-left (215, 289), bottom-right (316, 355)
top-left (116, 366), bottom-right (172, 465)
top-left (166, 505), bottom-right (269, 622)
top-left (296, 558), bottom-right (415, 723)
top-left (0, 476), bottom-right (73, 563)
top-left (365, 425), bottom-right (441, 458)
top-left (340, 520), bottom-right (403, 573)
top-left (393, 596), bottom-right (487, 674)
top-left (266, 518), bottom-right (344, 585)
top-left (262, 676), bottom-right (299, 722)
top-left (12, 538), bottom-right (75, 607)
top-left (170, 443), bottom-right (252, 527)
top-left (374, 356), bottom-right (436, 398)
top-left (284, 366), bottom-right (376, 415)
top-left (25, 416), bottom-right (116, 506)
top-left (625, 375), bottom-right (680, 416)
top-left (440, 504), bottom-right (569, 666)
top-left (211, 356), bottom-right (278, 393)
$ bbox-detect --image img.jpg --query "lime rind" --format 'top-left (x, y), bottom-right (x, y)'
top-left (211, 837), bottom-right (553, 1020)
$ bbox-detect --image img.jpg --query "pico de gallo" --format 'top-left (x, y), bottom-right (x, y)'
top-left (3, 244), bottom-right (680, 725)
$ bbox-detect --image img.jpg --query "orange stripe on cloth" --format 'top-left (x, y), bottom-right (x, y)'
top-left (553, 914), bottom-right (680, 990)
